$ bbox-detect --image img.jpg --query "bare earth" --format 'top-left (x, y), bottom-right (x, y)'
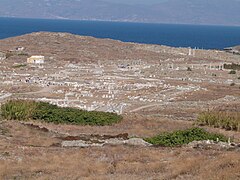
top-left (0, 32), bottom-right (240, 179)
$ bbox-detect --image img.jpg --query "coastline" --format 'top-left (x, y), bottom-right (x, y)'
top-left (0, 17), bottom-right (240, 50)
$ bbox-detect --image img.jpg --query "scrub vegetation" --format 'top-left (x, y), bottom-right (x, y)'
top-left (145, 128), bottom-right (227, 147)
top-left (0, 100), bottom-right (122, 126)
top-left (196, 111), bottom-right (240, 131)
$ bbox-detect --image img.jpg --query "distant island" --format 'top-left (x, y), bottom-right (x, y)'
top-left (1, 0), bottom-right (240, 26)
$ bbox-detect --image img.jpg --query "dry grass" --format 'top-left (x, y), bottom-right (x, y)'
top-left (197, 111), bottom-right (240, 131)
top-left (24, 114), bottom-right (192, 138)
top-left (1, 146), bottom-right (240, 180)
top-left (0, 120), bottom-right (240, 179)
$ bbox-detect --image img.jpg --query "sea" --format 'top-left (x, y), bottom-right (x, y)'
top-left (0, 17), bottom-right (240, 50)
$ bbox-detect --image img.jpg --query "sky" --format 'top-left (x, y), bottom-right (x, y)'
top-left (102, 0), bottom-right (166, 5)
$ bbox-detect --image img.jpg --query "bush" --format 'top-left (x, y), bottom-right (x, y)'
top-left (1, 100), bottom-right (122, 126)
top-left (12, 64), bottom-right (27, 68)
top-left (6, 52), bottom-right (14, 59)
top-left (229, 70), bottom-right (236, 74)
top-left (144, 128), bottom-right (227, 147)
top-left (224, 63), bottom-right (240, 71)
top-left (196, 111), bottom-right (240, 131)
top-left (187, 67), bottom-right (192, 71)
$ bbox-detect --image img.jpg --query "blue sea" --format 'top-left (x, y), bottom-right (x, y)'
top-left (0, 17), bottom-right (240, 50)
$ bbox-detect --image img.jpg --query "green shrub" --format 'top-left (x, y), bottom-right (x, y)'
top-left (196, 111), bottom-right (240, 131)
top-left (1, 100), bottom-right (122, 126)
top-left (144, 128), bottom-right (227, 147)
top-left (12, 64), bottom-right (27, 68)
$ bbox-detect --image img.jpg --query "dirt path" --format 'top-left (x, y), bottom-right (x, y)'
top-left (0, 93), bottom-right (12, 103)
top-left (16, 85), bottom-right (54, 95)
top-left (130, 104), bottom-right (160, 113)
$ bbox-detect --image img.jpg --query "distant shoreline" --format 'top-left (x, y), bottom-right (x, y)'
top-left (1, 17), bottom-right (240, 50)
top-left (1, 16), bottom-right (240, 28)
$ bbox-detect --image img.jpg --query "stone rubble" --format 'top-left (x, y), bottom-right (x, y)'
top-left (187, 140), bottom-right (240, 150)
top-left (61, 138), bottom-right (152, 148)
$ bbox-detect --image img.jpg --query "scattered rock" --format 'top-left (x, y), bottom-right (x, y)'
top-left (61, 138), bottom-right (151, 148)
top-left (61, 140), bottom-right (103, 148)
top-left (104, 138), bottom-right (125, 145)
top-left (188, 140), bottom-right (240, 150)
top-left (124, 138), bottom-right (152, 146)
top-left (24, 123), bottom-right (49, 132)
top-left (60, 133), bottom-right (129, 141)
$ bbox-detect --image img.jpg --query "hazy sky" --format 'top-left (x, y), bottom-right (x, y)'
top-left (102, 0), bottom-right (166, 5)
top-left (103, 0), bottom-right (240, 5)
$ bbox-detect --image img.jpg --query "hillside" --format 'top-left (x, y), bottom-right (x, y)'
top-left (0, 32), bottom-right (240, 179)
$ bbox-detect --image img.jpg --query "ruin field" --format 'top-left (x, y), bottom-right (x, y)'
top-left (0, 32), bottom-right (240, 179)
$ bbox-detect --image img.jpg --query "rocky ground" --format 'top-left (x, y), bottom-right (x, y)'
top-left (224, 45), bottom-right (240, 55)
top-left (1, 120), bottom-right (240, 179)
top-left (0, 32), bottom-right (240, 179)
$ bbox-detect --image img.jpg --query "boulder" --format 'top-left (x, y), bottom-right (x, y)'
top-left (124, 138), bottom-right (152, 146)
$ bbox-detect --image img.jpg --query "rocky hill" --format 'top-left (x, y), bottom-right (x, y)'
top-left (0, 32), bottom-right (240, 179)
